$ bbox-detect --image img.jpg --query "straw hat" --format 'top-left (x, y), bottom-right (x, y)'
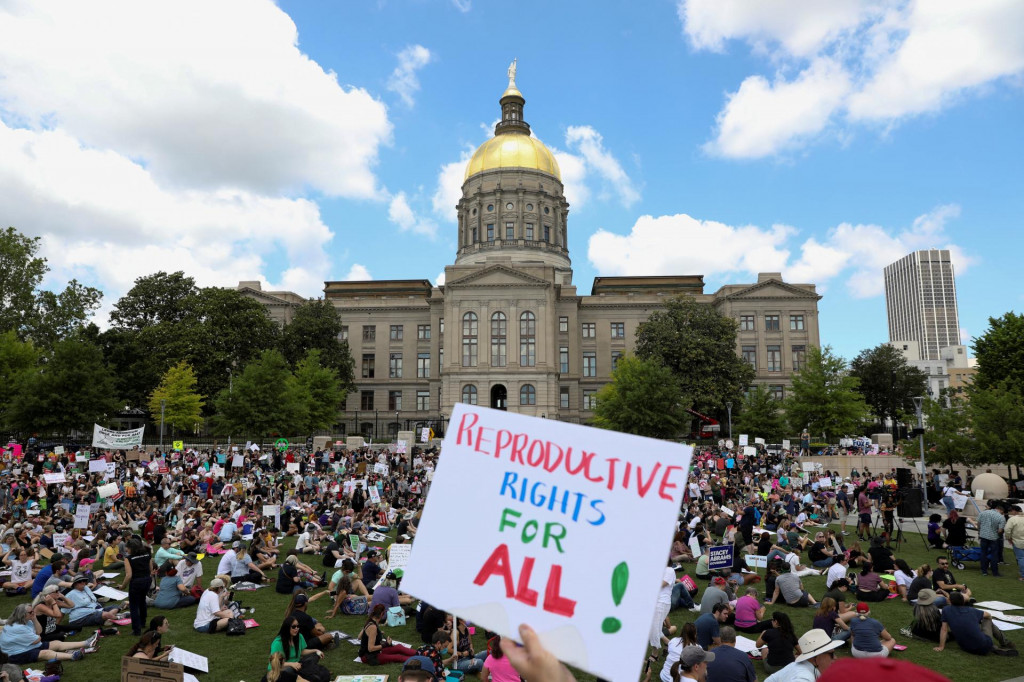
top-left (794, 628), bottom-right (846, 663)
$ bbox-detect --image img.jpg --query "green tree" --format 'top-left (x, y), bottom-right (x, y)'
top-left (785, 345), bottom-right (869, 441)
top-left (0, 331), bottom-right (39, 431)
top-left (634, 295), bottom-right (755, 415)
top-left (904, 395), bottom-right (975, 469)
top-left (850, 343), bottom-right (928, 430)
top-left (294, 349), bottom-right (347, 432)
top-left (280, 299), bottom-right (355, 388)
top-left (592, 355), bottom-right (685, 438)
top-left (733, 385), bottom-right (787, 442)
top-left (148, 361), bottom-right (205, 433)
top-left (0, 227), bottom-right (101, 345)
top-left (6, 335), bottom-right (118, 434)
top-left (968, 381), bottom-right (1024, 472)
top-left (210, 349), bottom-right (307, 437)
top-left (972, 312), bottom-right (1024, 392)
top-left (109, 271), bottom-right (200, 330)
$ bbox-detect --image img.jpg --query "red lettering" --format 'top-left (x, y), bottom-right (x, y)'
top-left (494, 429), bottom-right (513, 460)
top-left (622, 461), bottom-right (632, 490)
top-left (455, 412), bottom-right (479, 446)
top-left (526, 440), bottom-right (546, 468)
top-left (544, 444), bottom-right (566, 473)
top-left (605, 457), bottom-right (620, 491)
top-left (510, 433), bottom-right (529, 465)
top-left (473, 544), bottom-right (514, 597)
top-left (658, 465), bottom-right (684, 501)
top-left (636, 462), bottom-right (662, 498)
top-left (515, 556), bottom-right (539, 606)
top-left (543, 564), bottom-right (576, 617)
top-left (473, 427), bottom-right (495, 455)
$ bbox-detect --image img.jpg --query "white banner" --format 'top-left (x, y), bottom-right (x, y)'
top-left (92, 424), bottom-right (145, 449)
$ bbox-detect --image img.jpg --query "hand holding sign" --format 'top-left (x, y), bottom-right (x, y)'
top-left (401, 405), bottom-right (692, 682)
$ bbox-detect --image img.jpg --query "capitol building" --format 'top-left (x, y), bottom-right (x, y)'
top-left (241, 70), bottom-right (821, 438)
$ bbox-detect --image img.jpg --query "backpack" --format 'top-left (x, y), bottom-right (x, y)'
top-left (225, 617), bottom-right (247, 636)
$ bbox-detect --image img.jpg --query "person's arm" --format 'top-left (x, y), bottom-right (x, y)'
top-left (934, 622), bottom-right (949, 651)
top-left (755, 632), bottom-right (767, 647)
top-left (121, 558), bottom-right (134, 588)
top-left (480, 664), bottom-right (492, 682)
top-left (363, 624), bottom-right (382, 652)
top-left (767, 584), bottom-right (780, 605)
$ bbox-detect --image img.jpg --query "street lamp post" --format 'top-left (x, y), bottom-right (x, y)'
top-left (913, 396), bottom-right (926, 507)
top-left (726, 402), bottom-right (733, 440)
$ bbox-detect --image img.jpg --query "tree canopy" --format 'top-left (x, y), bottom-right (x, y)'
top-left (733, 384), bottom-right (787, 442)
top-left (850, 343), bottom-right (928, 427)
top-left (280, 299), bottom-right (355, 389)
top-left (294, 349), bottom-right (348, 433)
top-left (210, 349), bottom-right (308, 437)
top-left (972, 312), bottom-right (1024, 392)
top-left (785, 345), bottom-right (869, 440)
top-left (634, 295), bottom-right (754, 415)
top-left (148, 361), bottom-right (205, 433)
top-left (592, 355), bottom-right (685, 439)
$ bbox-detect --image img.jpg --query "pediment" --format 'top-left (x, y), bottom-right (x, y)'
top-left (723, 279), bottom-right (820, 300)
top-left (238, 287), bottom-right (299, 305)
top-left (445, 265), bottom-right (552, 289)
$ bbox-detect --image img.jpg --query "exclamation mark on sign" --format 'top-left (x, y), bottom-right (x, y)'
top-left (601, 561), bottom-right (629, 633)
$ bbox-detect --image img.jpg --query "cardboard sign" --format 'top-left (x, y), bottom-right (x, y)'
top-left (121, 656), bottom-right (185, 682)
top-left (126, 450), bottom-right (141, 461)
top-left (54, 446), bottom-right (65, 455)
top-left (738, 434), bottom-right (748, 447)
top-left (74, 507), bottom-right (91, 529)
top-left (708, 544), bottom-right (734, 570)
top-left (388, 543), bottom-right (412, 570)
top-left (89, 460), bottom-right (108, 473)
top-left (98, 483), bottom-right (119, 498)
top-left (43, 472), bottom-right (67, 485)
top-left (782, 439), bottom-right (791, 450)
top-left (401, 404), bottom-right (692, 682)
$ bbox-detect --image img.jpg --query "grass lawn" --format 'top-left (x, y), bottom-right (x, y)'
top-left (12, 522), bottom-right (1024, 681)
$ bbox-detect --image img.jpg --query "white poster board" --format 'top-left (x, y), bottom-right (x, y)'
top-left (754, 437), bottom-right (765, 445)
top-left (54, 446), bottom-right (65, 455)
top-left (368, 486), bottom-right (381, 504)
top-left (231, 454), bottom-right (244, 468)
top-left (286, 462), bottom-right (300, 473)
top-left (782, 439), bottom-right (791, 451)
top-left (401, 404), bottom-right (692, 682)
top-left (738, 434), bottom-right (748, 447)
top-left (97, 483), bottom-right (119, 498)
top-left (818, 477), bottom-right (833, 488)
top-left (74, 507), bottom-right (91, 529)
top-left (43, 473), bottom-right (66, 485)
top-left (421, 427), bottom-right (431, 443)
top-left (388, 543), bottom-right (412, 570)
top-left (396, 440), bottom-right (408, 454)
top-left (742, 446), bottom-right (756, 457)
top-left (88, 460), bottom-right (107, 473)
top-left (52, 531), bottom-right (71, 549)
top-left (374, 463), bottom-right (389, 475)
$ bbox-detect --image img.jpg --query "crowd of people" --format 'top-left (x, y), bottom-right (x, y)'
top-left (0, 440), bottom-right (1020, 681)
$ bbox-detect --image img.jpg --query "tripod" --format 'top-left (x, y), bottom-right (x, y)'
top-left (899, 515), bottom-right (932, 551)
top-left (871, 507), bottom-right (903, 550)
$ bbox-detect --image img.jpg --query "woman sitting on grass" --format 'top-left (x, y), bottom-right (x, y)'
top-left (846, 602), bottom-right (896, 658)
top-left (0, 603), bottom-right (96, 665)
top-left (855, 561), bottom-right (890, 602)
top-left (261, 615), bottom-right (326, 682)
top-left (359, 604), bottom-right (418, 665)
top-left (128, 630), bottom-right (171, 660)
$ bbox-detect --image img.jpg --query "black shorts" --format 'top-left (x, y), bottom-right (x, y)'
top-left (859, 513), bottom-right (871, 525)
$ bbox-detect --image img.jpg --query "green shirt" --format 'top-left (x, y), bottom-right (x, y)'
top-left (269, 634), bottom-right (306, 670)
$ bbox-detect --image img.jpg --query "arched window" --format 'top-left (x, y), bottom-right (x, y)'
top-left (462, 312), bottom-right (478, 366)
top-left (490, 312), bottom-right (507, 367)
top-left (462, 385), bottom-right (478, 406)
top-left (519, 311), bottom-right (536, 366)
top-left (520, 384), bottom-right (536, 406)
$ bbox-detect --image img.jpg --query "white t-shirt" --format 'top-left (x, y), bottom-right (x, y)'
top-left (216, 552), bottom-right (237, 576)
top-left (176, 558), bottom-right (204, 588)
top-left (658, 567), bottom-right (675, 604)
top-left (10, 559), bottom-right (33, 583)
top-left (296, 532), bottom-right (312, 552)
top-left (894, 569), bottom-right (914, 588)
top-left (194, 589), bottom-right (221, 629)
top-left (660, 637), bottom-right (684, 682)
top-left (825, 562), bottom-right (847, 588)
top-left (784, 553), bottom-right (801, 572)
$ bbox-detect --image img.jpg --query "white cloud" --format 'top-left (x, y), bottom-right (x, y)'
top-left (387, 45), bottom-right (433, 107)
top-left (344, 264), bottom-right (372, 281)
top-left (388, 192), bottom-right (438, 238)
top-left (435, 271), bottom-right (447, 286)
top-left (681, 0), bottom-right (1024, 158)
top-left (563, 126), bottom-right (641, 207)
top-left (431, 151), bottom-right (472, 222)
top-left (451, 0), bottom-right (471, 12)
top-left (551, 150), bottom-right (590, 211)
top-left (706, 58), bottom-right (852, 158)
top-left (0, 0), bottom-right (392, 197)
top-left (587, 204), bottom-right (972, 299)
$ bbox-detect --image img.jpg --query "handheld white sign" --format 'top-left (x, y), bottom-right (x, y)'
top-left (738, 434), bottom-right (748, 447)
top-left (401, 404), bottom-right (692, 682)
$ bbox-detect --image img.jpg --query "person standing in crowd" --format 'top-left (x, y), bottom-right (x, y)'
top-left (1005, 504), bottom-right (1024, 581)
top-left (977, 500), bottom-right (1006, 577)
top-left (121, 535), bottom-right (155, 636)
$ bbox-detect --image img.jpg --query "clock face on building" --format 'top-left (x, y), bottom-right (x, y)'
top-left (506, 202), bottom-right (514, 210)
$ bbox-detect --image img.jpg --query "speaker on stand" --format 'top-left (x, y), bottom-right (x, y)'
top-left (896, 468), bottom-right (913, 488)
top-left (897, 488), bottom-right (923, 517)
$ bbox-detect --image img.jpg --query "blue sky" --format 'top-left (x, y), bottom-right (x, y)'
top-left (1, 0), bottom-right (1022, 361)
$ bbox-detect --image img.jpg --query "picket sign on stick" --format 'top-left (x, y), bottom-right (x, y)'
top-left (401, 404), bottom-right (692, 682)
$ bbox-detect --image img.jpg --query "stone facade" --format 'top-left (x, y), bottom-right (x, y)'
top-left (239, 77), bottom-right (822, 439)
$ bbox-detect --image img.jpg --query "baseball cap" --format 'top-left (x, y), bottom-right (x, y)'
top-left (856, 602), bottom-right (871, 614)
top-left (679, 646), bottom-right (714, 667)
top-left (71, 574), bottom-right (90, 585)
top-left (208, 578), bottom-right (225, 589)
top-left (294, 593), bottom-right (309, 606)
top-left (231, 541), bottom-right (241, 549)
top-left (712, 576), bottom-right (727, 586)
top-left (367, 549), bottom-right (379, 558)
top-left (401, 656), bottom-right (435, 679)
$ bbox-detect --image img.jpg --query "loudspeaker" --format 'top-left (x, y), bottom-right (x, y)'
top-left (896, 468), bottom-right (913, 487)
top-left (898, 488), bottom-right (923, 517)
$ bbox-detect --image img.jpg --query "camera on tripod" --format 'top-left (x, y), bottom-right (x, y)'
top-left (881, 487), bottom-right (903, 507)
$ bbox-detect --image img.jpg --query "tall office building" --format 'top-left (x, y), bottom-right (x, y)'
top-left (884, 249), bottom-right (960, 360)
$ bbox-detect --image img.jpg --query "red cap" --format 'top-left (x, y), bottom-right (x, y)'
top-left (818, 658), bottom-right (951, 682)
top-left (713, 577), bottom-right (727, 585)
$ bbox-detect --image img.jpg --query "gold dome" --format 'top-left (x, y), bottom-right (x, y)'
top-left (464, 133), bottom-right (561, 181)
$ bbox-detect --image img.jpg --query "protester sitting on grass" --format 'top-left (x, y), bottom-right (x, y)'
top-left (417, 629), bottom-right (459, 680)
top-left (454, 619), bottom-right (489, 675)
top-left (325, 574), bottom-right (369, 618)
top-left (154, 561), bottom-right (198, 609)
top-left (63, 574), bottom-right (120, 628)
top-left (371, 571), bottom-right (415, 612)
top-left (854, 562), bottom-right (890, 602)
top-left (0, 603), bottom-right (96, 664)
top-left (812, 598), bottom-right (850, 642)
top-left (934, 591), bottom-right (1018, 656)
top-left (284, 592), bottom-right (338, 650)
top-left (931, 556), bottom-right (972, 601)
top-left (927, 514), bottom-right (945, 548)
top-left (846, 602), bottom-right (896, 658)
top-left (481, 635), bottom-right (519, 682)
top-left (263, 616), bottom-right (327, 682)
top-left (906, 589), bottom-right (944, 642)
top-left (32, 585), bottom-right (79, 641)
top-left (276, 555), bottom-right (315, 595)
top-left (756, 612), bottom-right (798, 674)
top-left (892, 559), bottom-right (915, 602)
top-left (193, 577), bottom-right (234, 633)
top-left (734, 586), bottom-right (773, 634)
top-left (1, 546), bottom-right (37, 593)
top-left (767, 570), bottom-right (817, 607)
top-left (358, 604), bottom-right (418, 665)
top-left (128, 630), bottom-right (171, 660)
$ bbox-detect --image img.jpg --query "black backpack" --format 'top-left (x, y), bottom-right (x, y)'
top-left (225, 617), bottom-right (247, 636)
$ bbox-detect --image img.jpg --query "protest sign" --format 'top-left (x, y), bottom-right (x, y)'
top-left (819, 477), bottom-right (832, 488)
top-left (396, 440), bottom-right (407, 454)
top-left (43, 472), bottom-right (66, 485)
top-left (782, 439), bottom-right (791, 451)
top-left (738, 434), bottom-right (748, 447)
top-left (801, 462), bottom-right (821, 473)
top-left (401, 404), bottom-right (692, 682)
top-left (388, 543), bottom-right (412, 570)
top-left (54, 446), bottom-right (65, 455)
top-left (754, 437), bottom-right (765, 445)
top-left (725, 458), bottom-right (735, 469)
top-left (53, 531), bottom-right (71, 548)
top-left (745, 555), bottom-right (768, 570)
top-left (92, 424), bottom-right (144, 449)
top-left (286, 462), bottom-right (300, 474)
top-left (106, 462), bottom-right (117, 478)
top-left (126, 450), bottom-right (141, 462)
top-left (88, 460), bottom-right (107, 473)
top-left (232, 454), bottom-right (244, 468)
top-left (368, 486), bottom-right (381, 504)
top-left (374, 462), bottom-right (389, 475)
top-left (97, 483), bottom-right (119, 498)
top-left (708, 545), bottom-right (734, 570)
top-left (74, 507), bottom-right (91, 529)
top-left (742, 446), bottom-right (756, 457)
top-left (952, 492), bottom-right (969, 510)
top-left (421, 427), bottom-right (431, 443)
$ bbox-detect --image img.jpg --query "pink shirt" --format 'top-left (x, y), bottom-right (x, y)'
top-left (483, 653), bottom-right (520, 682)
top-left (734, 594), bottom-right (761, 628)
